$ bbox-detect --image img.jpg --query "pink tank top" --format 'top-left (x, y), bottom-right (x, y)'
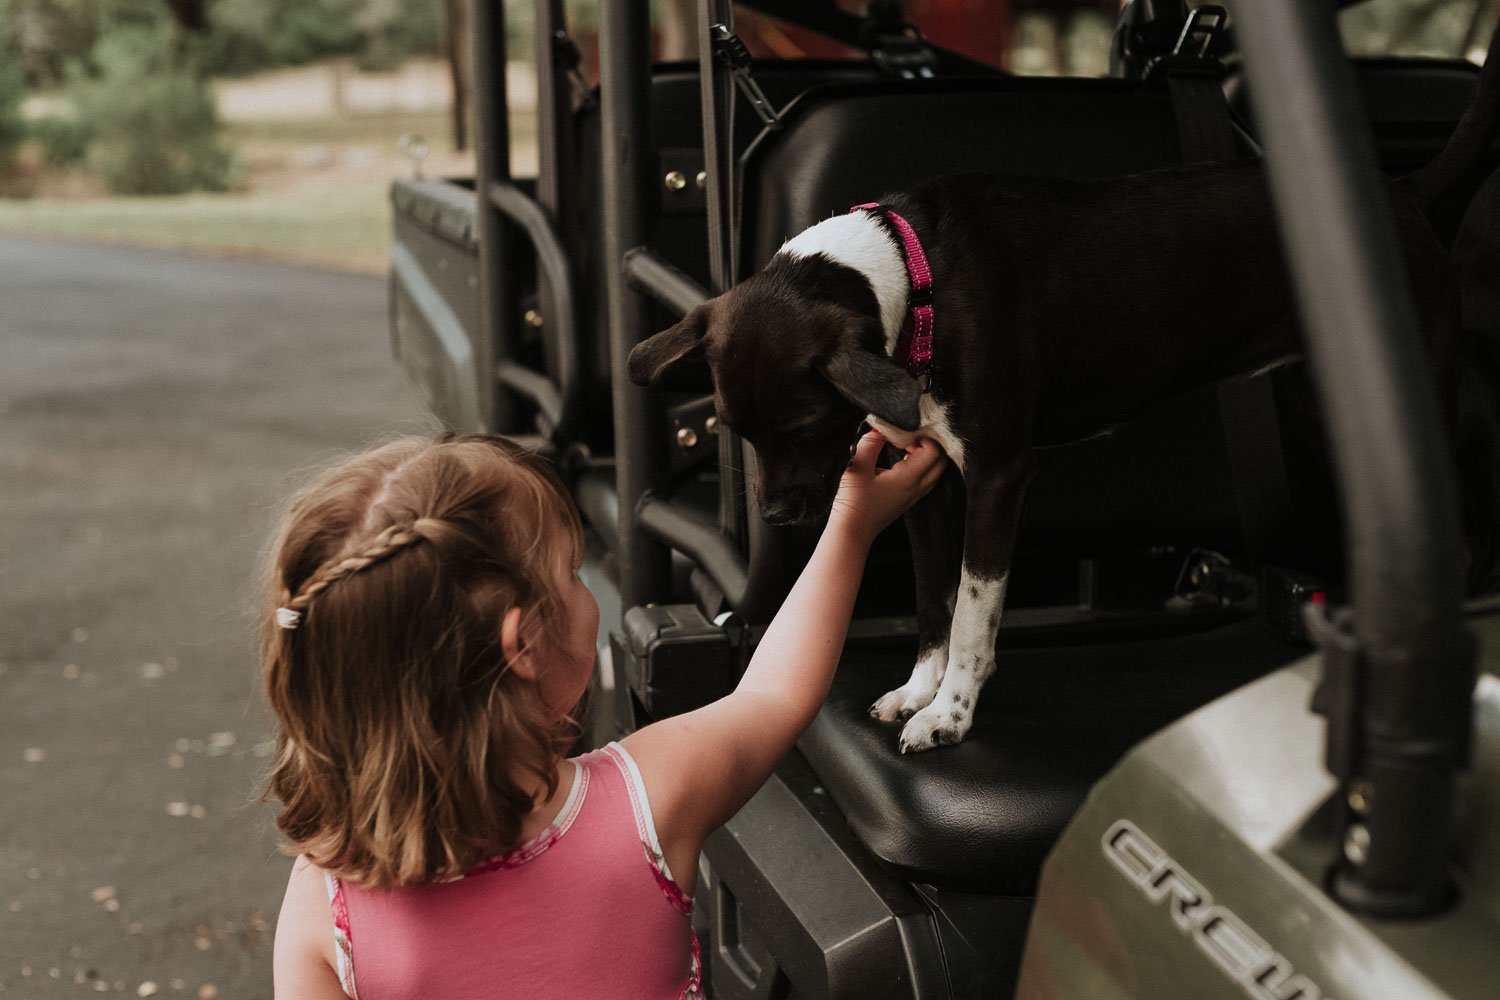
top-left (323, 743), bottom-right (702, 999)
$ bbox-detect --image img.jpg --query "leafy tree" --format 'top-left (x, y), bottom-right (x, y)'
top-left (0, 0), bottom-right (102, 87)
top-left (201, 0), bottom-right (440, 76)
top-left (76, 19), bottom-right (236, 193)
top-left (1, 0), bottom-right (445, 83)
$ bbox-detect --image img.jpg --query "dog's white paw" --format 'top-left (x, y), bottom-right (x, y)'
top-left (897, 702), bottom-right (971, 753)
top-left (869, 681), bottom-right (940, 724)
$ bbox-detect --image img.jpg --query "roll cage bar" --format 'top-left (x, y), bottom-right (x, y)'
top-left (470, 0), bottom-right (1477, 919)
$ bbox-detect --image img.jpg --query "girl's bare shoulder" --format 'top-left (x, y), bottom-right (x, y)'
top-left (272, 857), bottom-right (346, 999)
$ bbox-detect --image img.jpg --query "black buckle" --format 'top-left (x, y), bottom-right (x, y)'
top-left (710, 25), bottom-right (782, 128)
top-left (907, 285), bottom-right (934, 309)
top-left (1143, 5), bottom-right (1228, 81)
top-left (859, 0), bottom-right (936, 80)
top-left (870, 29), bottom-right (937, 80)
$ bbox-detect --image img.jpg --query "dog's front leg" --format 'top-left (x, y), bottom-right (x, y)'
top-left (898, 458), bottom-right (1033, 753)
top-left (870, 467), bottom-right (964, 724)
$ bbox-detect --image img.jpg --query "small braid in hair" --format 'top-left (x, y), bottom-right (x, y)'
top-left (276, 520), bottom-right (436, 629)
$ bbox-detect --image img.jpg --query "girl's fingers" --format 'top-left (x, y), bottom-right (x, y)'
top-left (848, 428), bottom-right (885, 475)
top-left (896, 438), bottom-right (946, 479)
top-left (873, 438), bottom-right (947, 491)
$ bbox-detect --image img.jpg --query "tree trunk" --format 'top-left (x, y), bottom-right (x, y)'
top-left (161, 0), bottom-right (207, 33)
top-left (161, 0), bottom-right (208, 76)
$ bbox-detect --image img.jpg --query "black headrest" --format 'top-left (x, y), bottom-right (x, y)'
top-left (741, 77), bottom-right (1185, 271)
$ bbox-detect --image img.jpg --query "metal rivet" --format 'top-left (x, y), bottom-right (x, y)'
top-left (696, 170), bottom-right (708, 190)
top-left (524, 309), bottom-right (544, 328)
top-left (1347, 779), bottom-right (1373, 815)
top-left (704, 416), bottom-right (719, 435)
top-left (665, 171), bottom-right (688, 192)
top-left (676, 427), bottom-right (699, 449)
top-left (1343, 823), bottom-right (1371, 865)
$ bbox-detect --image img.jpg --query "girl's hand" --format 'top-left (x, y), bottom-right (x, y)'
top-left (829, 430), bottom-right (947, 544)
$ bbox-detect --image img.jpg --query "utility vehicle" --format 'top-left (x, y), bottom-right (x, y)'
top-left (388, 1), bottom-right (1500, 995)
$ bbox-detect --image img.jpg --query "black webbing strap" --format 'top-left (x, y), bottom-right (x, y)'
top-left (697, 2), bottom-right (749, 549)
top-left (1166, 70), bottom-right (1292, 563)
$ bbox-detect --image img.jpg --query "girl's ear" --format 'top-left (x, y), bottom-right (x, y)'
top-left (500, 606), bottom-right (540, 681)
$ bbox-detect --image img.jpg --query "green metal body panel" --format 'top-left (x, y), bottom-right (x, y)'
top-left (1016, 606), bottom-right (1500, 1000)
top-left (388, 177), bottom-right (485, 433)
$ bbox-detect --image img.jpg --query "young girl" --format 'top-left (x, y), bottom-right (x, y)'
top-left (266, 430), bottom-right (945, 999)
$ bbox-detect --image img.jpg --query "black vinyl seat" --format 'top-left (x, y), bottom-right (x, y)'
top-left (799, 617), bottom-right (1303, 895)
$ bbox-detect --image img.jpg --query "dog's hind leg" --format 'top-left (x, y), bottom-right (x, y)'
top-left (870, 469), bottom-right (964, 723)
top-left (898, 458), bottom-right (1034, 753)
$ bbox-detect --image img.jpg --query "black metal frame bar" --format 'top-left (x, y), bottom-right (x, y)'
top-left (638, 494), bottom-right (750, 607)
top-left (470, 0), bottom-right (511, 432)
top-left (598, 2), bottom-right (780, 616)
top-left (1232, 0), bottom-right (1475, 917)
top-left (533, 0), bottom-right (570, 221)
top-left (600, 2), bottom-right (674, 609)
top-left (469, 0), bottom-right (583, 444)
top-left (623, 248), bottom-right (710, 317)
top-left (696, 0), bottom-right (755, 563)
top-left (487, 181), bottom-right (579, 437)
top-left (698, 0), bottom-right (737, 294)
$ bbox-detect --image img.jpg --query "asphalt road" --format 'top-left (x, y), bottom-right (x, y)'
top-left (0, 236), bottom-right (438, 998)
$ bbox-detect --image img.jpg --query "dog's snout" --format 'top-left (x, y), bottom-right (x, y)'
top-left (759, 496), bottom-right (803, 526)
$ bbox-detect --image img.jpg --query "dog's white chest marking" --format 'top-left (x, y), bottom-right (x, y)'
top-left (867, 397), bottom-right (966, 475)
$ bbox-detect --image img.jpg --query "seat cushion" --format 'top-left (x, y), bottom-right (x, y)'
top-left (797, 617), bottom-right (1303, 896)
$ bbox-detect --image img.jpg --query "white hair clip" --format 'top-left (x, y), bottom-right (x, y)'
top-left (275, 607), bottom-right (302, 630)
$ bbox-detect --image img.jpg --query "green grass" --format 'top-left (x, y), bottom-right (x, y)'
top-left (0, 179), bottom-right (396, 272)
top-left (0, 107), bottom-right (536, 273)
top-left (225, 110), bottom-right (459, 148)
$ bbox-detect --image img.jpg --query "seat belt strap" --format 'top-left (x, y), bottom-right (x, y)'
top-left (1159, 37), bottom-right (1292, 563)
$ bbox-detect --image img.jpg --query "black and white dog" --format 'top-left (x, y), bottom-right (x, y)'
top-left (629, 42), bottom-right (1498, 753)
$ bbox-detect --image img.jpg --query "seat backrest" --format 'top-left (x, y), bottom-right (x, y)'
top-left (742, 78), bottom-right (1185, 267)
top-left (1231, 56), bottom-right (1494, 238)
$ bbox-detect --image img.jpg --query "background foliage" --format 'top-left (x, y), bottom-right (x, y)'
top-left (0, 0), bottom-right (448, 194)
top-left (0, 0), bottom-right (444, 88)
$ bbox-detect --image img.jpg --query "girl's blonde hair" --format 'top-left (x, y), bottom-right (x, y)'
top-left (261, 433), bottom-right (585, 889)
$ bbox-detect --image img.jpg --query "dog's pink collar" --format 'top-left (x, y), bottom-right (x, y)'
top-left (851, 202), bottom-right (933, 388)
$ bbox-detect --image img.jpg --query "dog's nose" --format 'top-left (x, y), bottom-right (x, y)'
top-left (759, 496), bottom-right (801, 526)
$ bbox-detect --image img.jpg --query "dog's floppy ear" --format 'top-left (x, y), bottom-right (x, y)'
top-left (821, 346), bottom-right (922, 431)
top-left (628, 304), bottom-right (711, 386)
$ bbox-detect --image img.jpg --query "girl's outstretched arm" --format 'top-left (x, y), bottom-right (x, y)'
top-left (622, 431), bottom-right (946, 890)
